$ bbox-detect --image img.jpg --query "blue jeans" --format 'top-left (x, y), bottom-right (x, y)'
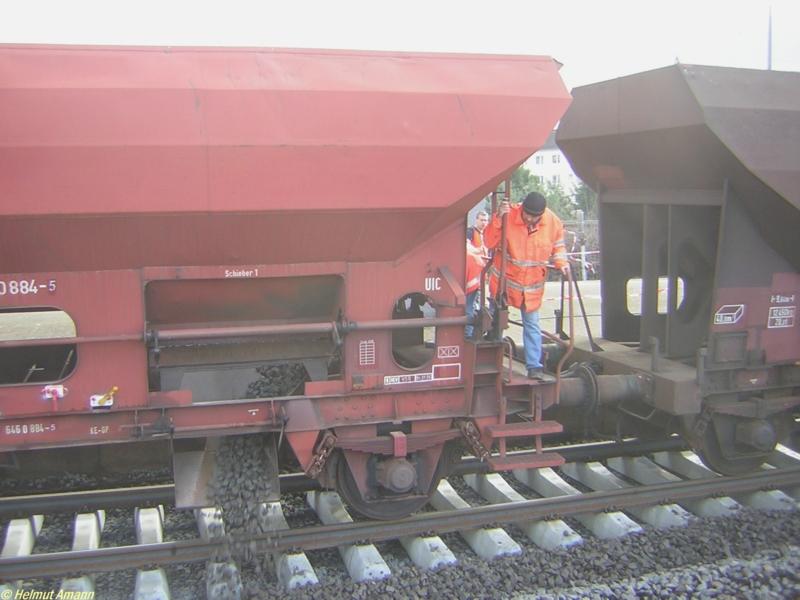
top-left (521, 307), bottom-right (542, 369)
top-left (465, 289), bottom-right (479, 338)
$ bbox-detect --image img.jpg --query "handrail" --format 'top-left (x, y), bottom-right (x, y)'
top-left (0, 334), bottom-right (142, 349)
top-left (554, 268), bottom-right (575, 404)
top-left (507, 266), bottom-right (576, 394)
top-left (0, 316), bottom-right (469, 349)
top-left (154, 316), bottom-right (468, 342)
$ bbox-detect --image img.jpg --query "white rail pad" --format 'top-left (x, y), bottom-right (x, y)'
top-left (195, 507), bottom-right (225, 539)
top-left (653, 451), bottom-right (796, 511)
top-left (206, 561), bottom-right (243, 600)
top-left (135, 505), bottom-right (165, 545)
top-left (276, 553), bottom-right (320, 590)
top-left (432, 480), bottom-right (522, 559)
top-left (561, 462), bottom-right (690, 528)
top-left (607, 455), bottom-right (740, 517)
top-left (135, 568), bottom-right (172, 600)
top-left (463, 473), bottom-right (582, 549)
top-left (307, 491), bottom-right (391, 583)
top-left (72, 510), bottom-right (105, 551)
top-left (59, 576), bottom-right (95, 596)
top-left (399, 535), bottom-right (457, 570)
top-left (60, 511), bottom-right (105, 594)
top-left (2, 515), bottom-right (43, 557)
top-left (258, 502), bottom-right (319, 590)
top-left (512, 467), bottom-right (642, 539)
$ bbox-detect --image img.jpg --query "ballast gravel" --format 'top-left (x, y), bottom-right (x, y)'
top-left (205, 434), bottom-right (280, 599)
top-left (246, 363), bottom-right (308, 399)
top-left (5, 406), bottom-right (798, 600)
top-left (8, 482), bottom-right (799, 598)
top-left (217, 506), bottom-right (799, 600)
top-left (201, 362), bottom-right (305, 598)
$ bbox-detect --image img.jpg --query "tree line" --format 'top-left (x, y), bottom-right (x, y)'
top-left (509, 164), bottom-right (597, 221)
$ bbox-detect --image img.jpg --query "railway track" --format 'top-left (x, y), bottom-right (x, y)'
top-left (1, 443), bottom-right (799, 598)
top-left (0, 437), bottom-right (688, 518)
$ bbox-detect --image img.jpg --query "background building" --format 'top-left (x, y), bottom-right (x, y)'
top-left (524, 130), bottom-right (580, 192)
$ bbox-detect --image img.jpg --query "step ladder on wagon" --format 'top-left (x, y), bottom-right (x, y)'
top-left (465, 184), bottom-right (578, 471)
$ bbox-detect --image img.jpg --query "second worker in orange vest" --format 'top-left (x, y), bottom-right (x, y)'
top-left (484, 191), bottom-right (569, 379)
top-left (465, 210), bottom-right (490, 338)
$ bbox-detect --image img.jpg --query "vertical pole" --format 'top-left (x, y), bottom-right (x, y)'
top-left (767, 5), bottom-right (773, 70)
top-left (498, 180), bottom-right (510, 302)
top-left (577, 209), bottom-right (587, 281)
top-left (492, 181), bottom-right (511, 340)
top-left (665, 205), bottom-right (677, 356)
top-left (496, 179), bottom-right (514, 440)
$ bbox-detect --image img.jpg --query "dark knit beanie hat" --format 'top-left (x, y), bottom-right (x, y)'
top-left (522, 191), bottom-right (547, 216)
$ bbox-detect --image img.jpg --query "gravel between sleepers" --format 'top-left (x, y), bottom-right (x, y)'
top-left (223, 507), bottom-right (799, 600)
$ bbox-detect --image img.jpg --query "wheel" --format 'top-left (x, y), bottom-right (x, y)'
top-left (694, 428), bottom-right (767, 475)
top-left (334, 446), bottom-right (454, 520)
top-left (691, 414), bottom-right (772, 476)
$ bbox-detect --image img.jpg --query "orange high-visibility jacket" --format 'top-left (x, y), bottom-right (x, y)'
top-left (467, 226), bottom-right (485, 250)
top-left (465, 249), bottom-right (484, 295)
top-left (465, 227), bottom-right (488, 295)
top-left (484, 206), bottom-right (567, 311)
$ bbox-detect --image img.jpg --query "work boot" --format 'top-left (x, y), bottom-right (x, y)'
top-left (527, 368), bottom-right (554, 382)
top-left (527, 367), bottom-right (543, 379)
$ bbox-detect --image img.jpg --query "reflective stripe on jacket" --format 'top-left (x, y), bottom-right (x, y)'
top-left (484, 206), bottom-right (567, 311)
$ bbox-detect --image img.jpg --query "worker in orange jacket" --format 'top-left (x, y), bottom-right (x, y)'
top-left (484, 192), bottom-right (569, 379)
top-left (464, 210), bottom-right (489, 338)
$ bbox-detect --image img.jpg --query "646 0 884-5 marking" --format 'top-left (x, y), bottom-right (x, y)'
top-left (4, 423), bottom-right (57, 436)
top-left (0, 278), bottom-right (57, 296)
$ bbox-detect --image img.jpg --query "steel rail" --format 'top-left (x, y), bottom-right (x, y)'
top-left (452, 436), bottom-right (688, 475)
top-left (0, 437), bottom-right (687, 518)
top-left (0, 484), bottom-right (174, 518)
top-left (2, 466), bottom-right (798, 579)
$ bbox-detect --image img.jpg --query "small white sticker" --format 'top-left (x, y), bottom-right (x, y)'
top-left (384, 372), bottom-right (433, 386)
top-left (714, 304), bottom-right (744, 325)
top-left (767, 306), bottom-right (795, 329)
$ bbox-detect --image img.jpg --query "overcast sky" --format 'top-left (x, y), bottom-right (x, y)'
top-left (1, 0), bottom-right (798, 90)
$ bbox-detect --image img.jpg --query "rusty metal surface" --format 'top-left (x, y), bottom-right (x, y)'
top-left (171, 438), bottom-right (219, 509)
top-left (0, 46), bottom-right (571, 454)
top-left (0, 382), bottom-right (471, 451)
top-left (0, 45), bottom-right (570, 273)
top-left (557, 64), bottom-right (800, 270)
top-left (557, 64), bottom-right (800, 395)
top-left (335, 428), bottom-right (461, 454)
top-left (145, 275), bottom-right (344, 326)
top-left (570, 339), bottom-right (700, 415)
